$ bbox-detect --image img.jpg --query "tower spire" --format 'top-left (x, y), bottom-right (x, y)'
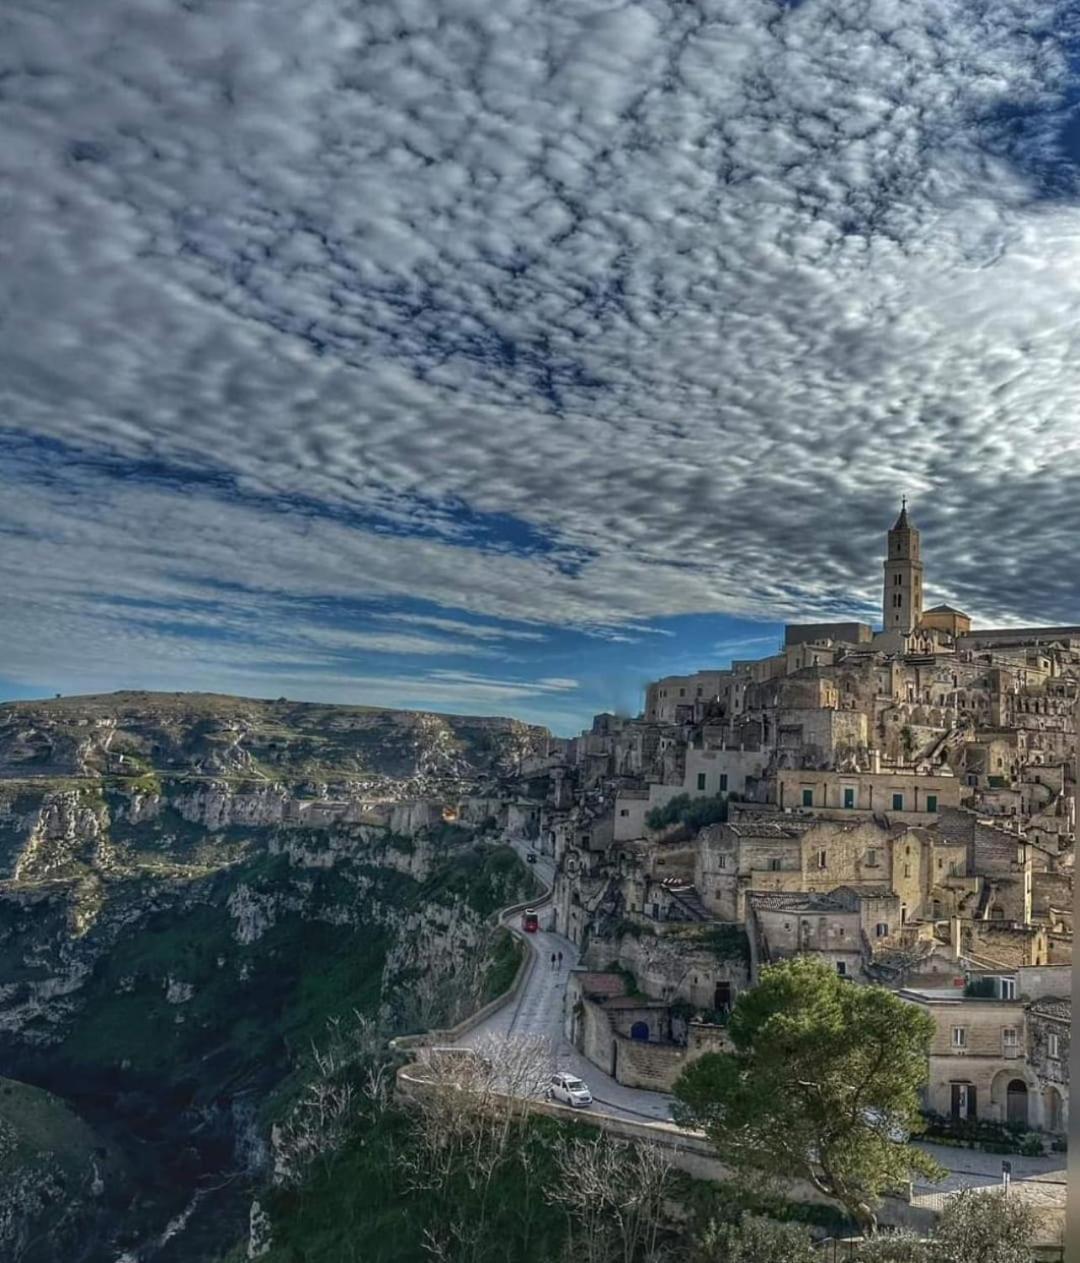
top-left (892, 497), bottom-right (910, 532)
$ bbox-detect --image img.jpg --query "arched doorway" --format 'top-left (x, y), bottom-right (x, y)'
top-left (630, 1021), bottom-right (649, 1042)
top-left (1006, 1079), bottom-right (1028, 1126)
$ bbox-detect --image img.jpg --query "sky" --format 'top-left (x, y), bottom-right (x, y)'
top-left (2, 0), bottom-right (1080, 735)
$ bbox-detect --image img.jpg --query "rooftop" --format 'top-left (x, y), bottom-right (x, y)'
top-left (573, 972), bottom-right (628, 1000)
top-left (924, 604), bottom-right (971, 616)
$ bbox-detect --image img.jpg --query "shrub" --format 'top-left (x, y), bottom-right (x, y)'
top-left (931, 1187), bottom-right (1038, 1263)
top-left (852, 1233), bottom-right (932, 1262)
top-left (690, 1213), bottom-right (817, 1263)
top-left (645, 792), bottom-right (728, 832)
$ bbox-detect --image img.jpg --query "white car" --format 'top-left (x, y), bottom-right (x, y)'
top-left (547, 1072), bottom-right (592, 1108)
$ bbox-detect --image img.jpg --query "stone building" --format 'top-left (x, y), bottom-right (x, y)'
top-left (900, 987), bottom-right (1040, 1128)
top-left (775, 767), bottom-right (961, 821)
top-left (565, 969), bottom-right (731, 1092)
top-left (1025, 996), bottom-right (1069, 1135)
top-left (748, 886), bottom-right (902, 981)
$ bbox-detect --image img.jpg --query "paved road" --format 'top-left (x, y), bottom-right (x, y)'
top-left (462, 841), bottom-right (673, 1123)
top-left (462, 839), bottom-right (1067, 1205)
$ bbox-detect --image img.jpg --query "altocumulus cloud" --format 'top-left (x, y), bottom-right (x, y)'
top-left (1, 0), bottom-right (1079, 728)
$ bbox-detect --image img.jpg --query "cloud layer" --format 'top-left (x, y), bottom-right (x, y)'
top-left (2, 0), bottom-right (1079, 728)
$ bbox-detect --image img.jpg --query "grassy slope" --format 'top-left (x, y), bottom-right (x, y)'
top-left (0, 1075), bottom-right (119, 1178)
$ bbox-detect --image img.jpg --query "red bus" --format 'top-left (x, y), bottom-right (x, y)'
top-left (522, 909), bottom-right (539, 933)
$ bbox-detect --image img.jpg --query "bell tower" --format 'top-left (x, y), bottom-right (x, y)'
top-left (882, 498), bottom-right (924, 633)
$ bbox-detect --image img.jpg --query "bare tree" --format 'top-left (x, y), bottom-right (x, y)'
top-left (273, 1009), bottom-right (391, 1188)
top-left (546, 1132), bottom-right (673, 1263)
top-left (401, 1034), bottom-right (555, 1261)
top-left (272, 1079), bottom-right (356, 1187)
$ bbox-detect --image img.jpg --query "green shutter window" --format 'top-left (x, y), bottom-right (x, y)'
top-left (697, 772), bottom-right (707, 791)
top-left (892, 793), bottom-right (904, 811)
top-left (802, 788), bottom-right (814, 807)
top-left (927, 794), bottom-right (938, 813)
top-left (719, 773), bottom-right (728, 792)
top-left (843, 787), bottom-right (855, 809)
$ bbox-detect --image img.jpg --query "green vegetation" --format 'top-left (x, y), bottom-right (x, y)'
top-left (421, 842), bottom-right (541, 918)
top-left (669, 921), bottom-right (751, 964)
top-left (0, 1076), bottom-right (119, 1180)
top-left (483, 926), bottom-right (525, 1000)
top-left (254, 1104), bottom-right (574, 1263)
top-left (921, 1113), bottom-right (1046, 1156)
top-left (0, 1077), bottom-right (129, 1263)
top-left (646, 792), bottom-right (728, 832)
top-left (674, 956), bottom-right (944, 1235)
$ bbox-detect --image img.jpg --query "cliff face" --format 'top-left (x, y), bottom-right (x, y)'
top-left (0, 693), bottom-right (539, 1262)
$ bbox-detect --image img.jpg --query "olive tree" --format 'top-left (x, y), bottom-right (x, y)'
top-left (931, 1188), bottom-right (1038, 1263)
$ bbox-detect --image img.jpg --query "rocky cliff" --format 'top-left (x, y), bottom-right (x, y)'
top-left (0, 692), bottom-right (540, 1262)
top-left (0, 691), bottom-right (551, 786)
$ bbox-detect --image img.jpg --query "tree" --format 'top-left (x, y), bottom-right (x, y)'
top-left (672, 956), bottom-right (944, 1235)
top-left (852, 1233), bottom-right (931, 1261)
top-left (689, 1214), bottom-right (818, 1263)
top-left (546, 1132), bottom-right (673, 1263)
top-left (930, 1188), bottom-right (1037, 1263)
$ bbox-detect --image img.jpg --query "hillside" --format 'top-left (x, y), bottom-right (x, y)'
top-left (0, 1075), bottom-right (128, 1260)
top-left (0, 692), bottom-right (542, 1262)
top-left (0, 690), bottom-right (552, 785)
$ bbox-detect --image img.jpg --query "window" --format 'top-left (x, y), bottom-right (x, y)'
top-left (951, 1027), bottom-right (967, 1050)
top-left (1049, 1032), bottom-right (1060, 1060)
top-left (802, 788), bottom-right (814, 807)
top-left (904, 864), bottom-right (911, 878)
top-left (875, 923), bottom-right (889, 937)
top-left (843, 787), bottom-right (855, 809)
top-left (817, 850), bottom-right (827, 869)
top-left (717, 855), bottom-right (727, 870)
top-left (999, 977), bottom-right (1016, 1000)
top-left (769, 858), bottom-right (782, 872)
top-left (697, 772), bottom-right (707, 791)
top-left (892, 793), bottom-right (905, 811)
top-left (836, 961), bottom-right (847, 976)
top-left (619, 808), bottom-right (629, 817)
top-left (926, 794), bottom-right (938, 812)
top-left (866, 848), bottom-right (878, 867)
top-left (719, 773), bottom-right (728, 792)
top-left (1003, 1028), bottom-right (1019, 1055)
